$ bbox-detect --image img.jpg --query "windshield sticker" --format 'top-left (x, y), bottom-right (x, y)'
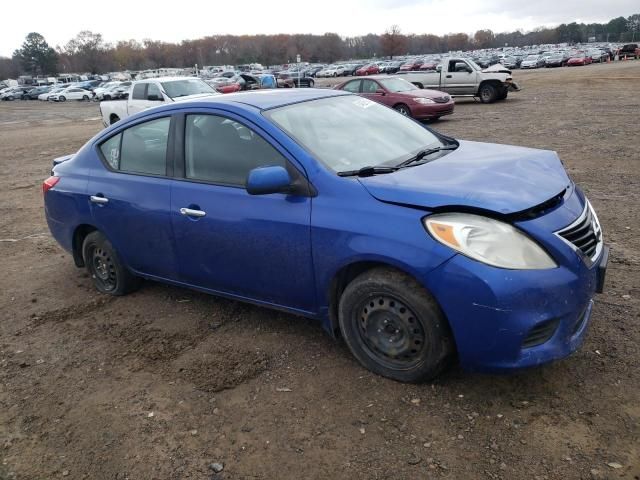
top-left (352, 98), bottom-right (375, 109)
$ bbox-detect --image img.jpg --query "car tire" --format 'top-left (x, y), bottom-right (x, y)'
top-left (479, 83), bottom-right (497, 103)
top-left (104, 95), bottom-right (111, 100)
top-left (393, 104), bottom-right (411, 116)
top-left (59, 96), bottom-right (66, 102)
top-left (82, 231), bottom-right (141, 296)
top-left (338, 267), bottom-right (453, 382)
top-left (110, 115), bottom-right (120, 125)
top-left (82, 95), bottom-right (89, 101)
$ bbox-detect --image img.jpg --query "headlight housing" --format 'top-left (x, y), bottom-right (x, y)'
top-left (424, 213), bottom-right (556, 270)
top-left (414, 97), bottom-right (435, 104)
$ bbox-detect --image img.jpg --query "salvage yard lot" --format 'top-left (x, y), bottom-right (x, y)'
top-left (1, 61), bottom-right (639, 479)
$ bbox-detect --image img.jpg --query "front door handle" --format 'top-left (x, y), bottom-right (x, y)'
top-left (446, 75), bottom-right (452, 78)
top-left (180, 207), bottom-right (206, 218)
top-left (90, 195), bottom-right (109, 204)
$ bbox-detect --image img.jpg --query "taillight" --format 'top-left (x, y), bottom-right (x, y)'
top-left (43, 176), bottom-right (60, 194)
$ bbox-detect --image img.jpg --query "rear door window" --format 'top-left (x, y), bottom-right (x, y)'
top-left (98, 117), bottom-right (171, 175)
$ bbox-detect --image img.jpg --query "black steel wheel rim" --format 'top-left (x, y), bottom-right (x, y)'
top-left (356, 295), bottom-right (426, 369)
top-left (91, 246), bottom-right (117, 291)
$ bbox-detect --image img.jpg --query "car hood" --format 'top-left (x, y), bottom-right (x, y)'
top-left (357, 140), bottom-right (571, 215)
top-left (482, 64), bottom-right (512, 74)
top-left (396, 89), bottom-right (449, 99)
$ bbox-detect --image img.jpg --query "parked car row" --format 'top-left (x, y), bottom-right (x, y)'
top-left (0, 84), bottom-right (94, 102)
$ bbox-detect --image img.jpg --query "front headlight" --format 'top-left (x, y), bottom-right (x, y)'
top-left (424, 213), bottom-right (556, 270)
top-left (414, 97), bottom-right (435, 104)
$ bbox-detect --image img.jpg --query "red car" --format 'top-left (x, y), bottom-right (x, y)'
top-left (567, 53), bottom-right (592, 66)
top-left (336, 76), bottom-right (454, 120)
top-left (399, 59), bottom-right (424, 71)
top-left (355, 63), bottom-right (380, 76)
top-left (216, 83), bottom-right (242, 94)
top-left (419, 59), bottom-right (440, 71)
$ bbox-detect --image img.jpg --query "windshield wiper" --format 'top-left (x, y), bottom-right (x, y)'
top-left (337, 165), bottom-right (399, 177)
top-left (396, 145), bottom-right (458, 168)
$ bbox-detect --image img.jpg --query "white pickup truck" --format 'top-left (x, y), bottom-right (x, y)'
top-left (394, 57), bottom-right (520, 103)
top-left (99, 77), bottom-right (219, 126)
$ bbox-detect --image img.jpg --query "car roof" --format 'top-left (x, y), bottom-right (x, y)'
top-left (165, 88), bottom-right (350, 111)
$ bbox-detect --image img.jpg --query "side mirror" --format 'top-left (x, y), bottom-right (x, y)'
top-left (246, 166), bottom-right (291, 195)
top-left (436, 65), bottom-right (443, 73)
top-left (375, 89), bottom-right (386, 95)
top-left (147, 94), bottom-right (163, 101)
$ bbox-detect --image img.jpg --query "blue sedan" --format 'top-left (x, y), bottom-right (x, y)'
top-left (43, 89), bottom-right (608, 382)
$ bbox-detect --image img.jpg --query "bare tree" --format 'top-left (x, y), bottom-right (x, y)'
top-left (380, 25), bottom-right (407, 59)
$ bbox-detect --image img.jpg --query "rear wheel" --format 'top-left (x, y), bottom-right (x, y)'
top-left (82, 231), bottom-right (141, 295)
top-left (478, 83), bottom-right (497, 103)
top-left (338, 267), bottom-right (453, 382)
top-left (59, 95), bottom-right (66, 102)
top-left (394, 104), bottom-right (411, 116)
top-left (110, 114), bottom-right (120, 125)
top-left (82, 95), bottom-right (89, 101)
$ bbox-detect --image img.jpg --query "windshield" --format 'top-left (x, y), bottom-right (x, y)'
top-left (160, 79), bottom-right (216, 98)
top-left (264, 95), bottom-right (444, 173)
top-left (378, 78), bottom-right (418, 93)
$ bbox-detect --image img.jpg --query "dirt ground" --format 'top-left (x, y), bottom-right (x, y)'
top-left (0, 61), bottom-right (639, 480)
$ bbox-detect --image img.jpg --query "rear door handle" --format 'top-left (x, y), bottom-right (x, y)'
top-left (180, 207), bottom-right (206, 218)
top-left (90, 195), bottom-right (109, 204)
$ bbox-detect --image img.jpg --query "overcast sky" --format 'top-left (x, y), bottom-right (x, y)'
top-left (1, 0), bottom-right (637, 56)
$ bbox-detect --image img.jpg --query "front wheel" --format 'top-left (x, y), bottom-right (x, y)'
top-left (82, 231), bottom-right (141, 295)
top-left (59, 95), bottom-right (66, 102)
top-left (478, 83), bottom-right (497, 103)
top-left (82, 95), bottom-right (89, 101)
top-left (338, 268), bottom-right (453, 382)
top-left (393, 104), bottom-right (411, 117)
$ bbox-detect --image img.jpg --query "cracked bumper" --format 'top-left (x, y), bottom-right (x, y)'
top-left (419, 248), bottom-right (604, 372)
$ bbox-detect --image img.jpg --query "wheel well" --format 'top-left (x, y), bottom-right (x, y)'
top-left (412, 82), bottom-right (424, 89)
top-left (72, 224), bottom-right (98, 267)
top-left (477, 79), bottom-right (502, 95)
top-left (328, 261), bottom-right (406, 337)
top-left (110, 114), bottom-right (120, 124)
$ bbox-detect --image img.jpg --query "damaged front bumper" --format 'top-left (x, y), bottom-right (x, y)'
top-left (505, 79), bottom-right (521, 91)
